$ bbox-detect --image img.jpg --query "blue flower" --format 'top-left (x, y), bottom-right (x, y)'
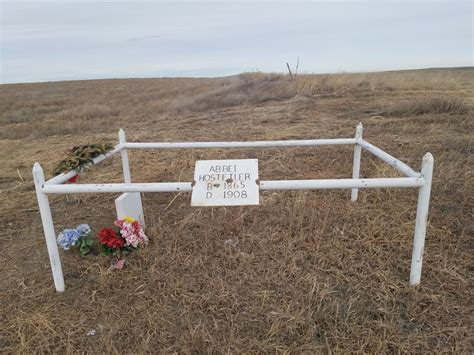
top-left (57, 228), bottom-right (81, 250)
top-left (76, 224), bottom-right (91, 236)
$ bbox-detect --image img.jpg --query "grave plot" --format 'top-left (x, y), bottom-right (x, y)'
top-left (33, 123), bottom-right (433, 292)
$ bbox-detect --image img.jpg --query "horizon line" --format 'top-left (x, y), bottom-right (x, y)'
top-left (1, 65), bottom-right (473, 86)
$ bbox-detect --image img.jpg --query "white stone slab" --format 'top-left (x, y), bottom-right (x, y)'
top-left (115, 192), bottom-right (145, 228)
top-left (191, 159), bottom-right (259, 207)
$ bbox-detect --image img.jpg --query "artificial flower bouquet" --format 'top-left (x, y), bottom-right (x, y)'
top-left (56, 217), bottom-right (148, 257)
top-left (98, 216), bottom-right (148, 256)
top-left (57, 224), bottom-right (94, 256)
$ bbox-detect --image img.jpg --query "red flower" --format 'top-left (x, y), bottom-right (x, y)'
top-left (98, 228), bottom-right (125, 249)
top-left (68, 175), bottom-right (78, 183)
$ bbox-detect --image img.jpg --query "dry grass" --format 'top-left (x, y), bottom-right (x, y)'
top-left (0, 67), bottom-right (473, 353)
top-left (384, 97), bottom-right (469, 117)
top-left (294, 67), bottom-right (474, 96)
top-left (156, 73), bottom-right (295, 113)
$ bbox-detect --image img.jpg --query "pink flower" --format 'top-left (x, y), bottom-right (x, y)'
top-left (114, 218), bottom-right (148, 248)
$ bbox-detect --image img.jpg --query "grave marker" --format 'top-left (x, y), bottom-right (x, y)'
top-left (115, 192), bottom-right (145, 228)
top-left (191, 159), bottom-right (259, 206)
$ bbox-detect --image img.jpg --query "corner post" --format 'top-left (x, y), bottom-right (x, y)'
top-left (32, 163), bottom-right (65, 292)
top-left (119, 129), bottom-right (132, 183)
top-left (409, 153), bottom-right (434, 285)
top-left (351, 122), bottom-right (363, 202)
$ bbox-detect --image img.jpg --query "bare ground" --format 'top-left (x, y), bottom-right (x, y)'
top-left (0, 69), bottom-right (473, 353)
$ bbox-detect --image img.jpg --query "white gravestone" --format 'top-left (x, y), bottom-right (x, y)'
top-left (115, 192), bottom-right (145, 228)
top-left (191, 159), bottom-right (259, 207)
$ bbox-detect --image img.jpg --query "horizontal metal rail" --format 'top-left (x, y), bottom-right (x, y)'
top-left (41, 177), bottom-right (424, 194)
top-left (44, 145), bottom-right (122, 185)
top-left (122, 138), bottom-right (356, 149)
top-left (358, 139), bottom-right (420, 178)
top-left (259, 177), bottom-right (425, 190)
top-left (43, 182), bottom-right (191, 194)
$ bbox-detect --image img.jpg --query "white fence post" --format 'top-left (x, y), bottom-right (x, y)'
top-left (32, 163), bottom-right (65, 292)
top-left (119, 129), bottom-right (132, 183)
top-left (351, 122), bottom-right (363, 202)
top-left (409, 153), bottom-right (434, 285)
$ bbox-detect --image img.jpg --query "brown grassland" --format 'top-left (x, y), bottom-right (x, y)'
top-left (0, 68), bottom-right (473, 353)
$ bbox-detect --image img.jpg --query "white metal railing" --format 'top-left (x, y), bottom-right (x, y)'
top-left (121, 138), bottom-right (356, 149)
top-left (33, 123), bottom-right (434, 292)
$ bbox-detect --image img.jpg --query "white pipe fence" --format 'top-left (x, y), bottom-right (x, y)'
top-left (121, 138), bottom-right (356, 149)
top-left (33, 123), bottom-right (434, 292)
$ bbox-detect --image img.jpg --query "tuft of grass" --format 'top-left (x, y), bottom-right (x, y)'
top-left (384, 97), bottom-right (469, 117)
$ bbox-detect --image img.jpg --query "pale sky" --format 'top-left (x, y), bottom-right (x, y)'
top-left (1, 1), bottom-right (473, 83)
